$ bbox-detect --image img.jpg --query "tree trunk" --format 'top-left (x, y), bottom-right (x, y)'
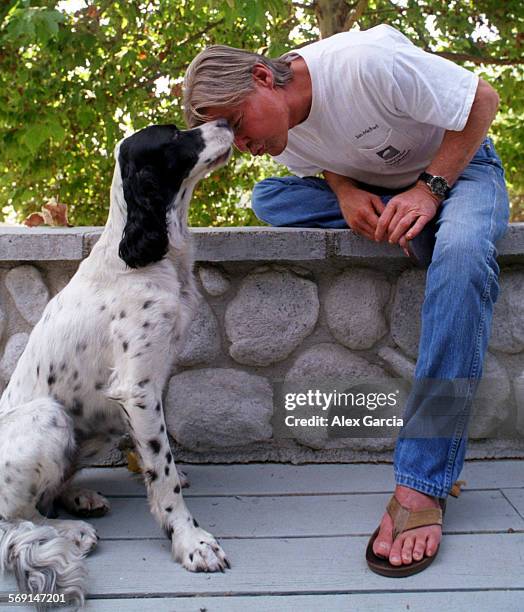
top-left (313, 0), bottom-right (369, 38)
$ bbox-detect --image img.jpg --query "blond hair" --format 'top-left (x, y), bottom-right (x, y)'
top-left (183, 45), bottom-right (294, 127)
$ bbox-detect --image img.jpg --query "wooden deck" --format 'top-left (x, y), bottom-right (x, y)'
top-left (1, 460), bottom-right (523, 611)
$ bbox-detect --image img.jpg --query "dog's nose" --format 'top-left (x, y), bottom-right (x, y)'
top-left (215, 118), bottom-right (230, 130)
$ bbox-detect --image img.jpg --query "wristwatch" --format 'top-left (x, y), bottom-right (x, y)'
top-left (417, 171), bottom-right (450, 199)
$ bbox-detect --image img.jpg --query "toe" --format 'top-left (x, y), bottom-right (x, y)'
top-left (401, 535), bottom-right (414, 564)
top-left (412, 533), bottom-right (427, 561)
top-left (426, 533), bottom-right (440, 557)
top-left (372, 514), bottom-right (393, 558)
top-left (389, 534), bottom-right (404, 566)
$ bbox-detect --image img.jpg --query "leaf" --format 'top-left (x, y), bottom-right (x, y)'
top-left (47, 118), bottom-right (67, 144)
top-left (23, 199), bottom-right (71, 227)
top-left (23, 212), bottom-right (45, 227)
top-left (19, 123), bottom-right (50, 154)
top-left (35, 8), bottom-right (64, 40)
top-left (43, 199), bottom-right (71, 226)
top-left (19, 117), bottom-right (66, 154)
top-left (3, 7), bottom-right (64, 44)
top-left (77, 106), bottom-right (97, 129)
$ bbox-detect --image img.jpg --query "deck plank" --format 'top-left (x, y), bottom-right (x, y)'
top-left (4, 592), bottom-right (524, 612)
top-left (82, 591), bottom-right (524, 612)
top-left (1, 533), bottom-right (523, 596)
top-left (502, 488), bottom-right (524, 519)
top-left (55, 489), bottom-right (524, 540)
top-left (73, 460), bottom-right (524, 497)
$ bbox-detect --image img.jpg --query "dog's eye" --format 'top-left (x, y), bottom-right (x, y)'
top-left (233, 116), bottom-right (242, 133)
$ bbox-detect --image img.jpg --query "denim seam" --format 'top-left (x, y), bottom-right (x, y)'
top-left (394, 473), bottom-right (447, 498)
top-left (443, 166), bottom-right (498, 492)
top-left (443, 258), bottom-right (495, 491)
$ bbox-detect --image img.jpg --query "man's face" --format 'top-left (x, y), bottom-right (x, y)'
top-left (205, 68), bottom-right (290, 157)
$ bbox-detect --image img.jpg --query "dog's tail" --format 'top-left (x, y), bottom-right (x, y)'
top-left (0, 519), bottom-right (87, 609)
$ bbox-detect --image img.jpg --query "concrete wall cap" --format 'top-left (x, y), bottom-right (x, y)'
top-left (1, 224), bottom-right (523, 262)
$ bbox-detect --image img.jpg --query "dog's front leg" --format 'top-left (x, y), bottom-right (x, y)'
top-left (118, 384), bottom-right (230, 572)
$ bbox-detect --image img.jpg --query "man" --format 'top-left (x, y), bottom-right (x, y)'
top-left (183, 24), bottom-right (509, 576)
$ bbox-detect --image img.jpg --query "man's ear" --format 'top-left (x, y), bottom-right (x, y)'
top-left (252, 63), bottom-right (274, 88)
top-left (118, 162), bottom-right (169, 269)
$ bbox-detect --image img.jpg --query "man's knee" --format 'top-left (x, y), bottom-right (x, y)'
top-left (251, 175), bottom-right (341, 228)
top-left (251, 177), bottom-right (289, 225)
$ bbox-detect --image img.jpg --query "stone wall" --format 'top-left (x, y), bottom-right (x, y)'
top-left (1, 226), bottom-right (524, 464)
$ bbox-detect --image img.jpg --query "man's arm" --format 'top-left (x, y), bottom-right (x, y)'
top-left (375, 78), bottom-right (500, 246)
top-left (422, 78), bottom-right (500, 189)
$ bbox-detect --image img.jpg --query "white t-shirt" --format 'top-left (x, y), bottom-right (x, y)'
top-left (273, 24), bottom-right (479, 189)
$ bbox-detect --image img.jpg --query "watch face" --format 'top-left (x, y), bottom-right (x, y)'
top-left (430, 176), bottom-right (449, 197)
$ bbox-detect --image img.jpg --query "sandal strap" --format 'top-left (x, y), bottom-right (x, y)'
top-left (450, 479), bottom-right (467, 498)
top-left (387, 496), bottom-right (443, 540)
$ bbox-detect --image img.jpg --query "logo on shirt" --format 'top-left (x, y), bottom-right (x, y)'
top-left (376, 145), bottom-right (410, 166)
top-left (377, 145), bottom-right (400, 161)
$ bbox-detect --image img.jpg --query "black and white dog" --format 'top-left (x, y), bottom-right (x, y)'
top-left (0, 120), bottom-right (233, 605)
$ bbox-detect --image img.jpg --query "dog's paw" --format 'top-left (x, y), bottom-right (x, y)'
top-left (54, 519), bottom-right (99, 557)
top-left (176, 466), bottom-right (190, 488)
top-left (59, 488), bottom-right (111, 518)
top-left (172, 525), bottom-right (230, 572)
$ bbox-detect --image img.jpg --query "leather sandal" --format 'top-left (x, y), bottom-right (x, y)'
top-left (366, 480), bottom-right (466, 578)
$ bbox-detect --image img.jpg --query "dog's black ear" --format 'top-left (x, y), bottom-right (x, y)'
top-left (118, 161), bottom-right (169, 269)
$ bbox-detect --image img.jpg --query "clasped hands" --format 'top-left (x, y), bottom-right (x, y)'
top-left (339, 183), bottom-right (440, 255)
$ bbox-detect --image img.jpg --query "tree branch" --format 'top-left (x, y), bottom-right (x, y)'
top-left (343, 0), bottom-right (369, 31)
top-left (292, 1), bottom-right (315, 9)
top-left (122, 18), bottom-right (226, 94)
top-left (434, 51), bottom-right (522, 66)
top-left (176, 17), bottom-right (225, 49)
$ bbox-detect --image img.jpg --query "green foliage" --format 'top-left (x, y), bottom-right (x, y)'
top-left (0, 0), bottom-right (297, 225)
top-left (0, 0), bottom-right (522, 226)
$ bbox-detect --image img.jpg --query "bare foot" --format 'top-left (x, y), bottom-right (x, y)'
top-left (372, 485), bottom-right (442, 566)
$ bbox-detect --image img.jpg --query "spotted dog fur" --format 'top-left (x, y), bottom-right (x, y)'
top-left (0, 121), bottom-right (233, 606)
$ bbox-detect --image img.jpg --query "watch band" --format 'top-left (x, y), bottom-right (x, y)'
top-left (418, 172), bottom-right (450, 199)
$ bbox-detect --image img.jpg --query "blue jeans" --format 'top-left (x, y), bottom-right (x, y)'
top-left (252, 137), bottom-right (510, 498)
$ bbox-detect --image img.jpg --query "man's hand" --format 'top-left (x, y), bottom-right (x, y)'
top-left (337, 187), bottom-right (386, 241)
top-left (323, 170), bottom-right (386, 240)
top-left (374, 184), bottom-right (440, 251)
